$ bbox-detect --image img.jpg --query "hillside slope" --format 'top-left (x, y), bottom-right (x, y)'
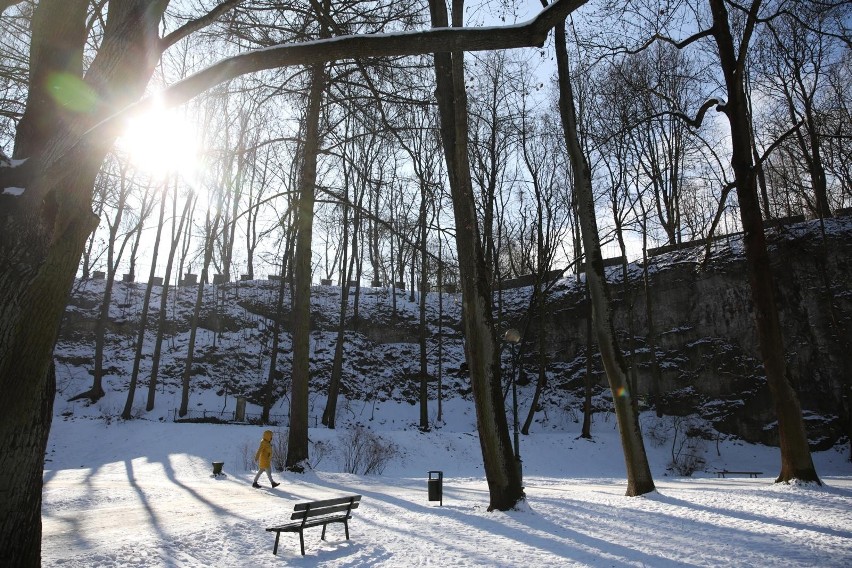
top-left (55, 216), bottom-right (852, 449)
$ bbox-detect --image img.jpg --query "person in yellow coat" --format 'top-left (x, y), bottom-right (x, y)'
top-left (252, 430), bottom-right (280, 488)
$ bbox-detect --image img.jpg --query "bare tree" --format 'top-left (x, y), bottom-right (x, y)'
top-left (122, 181), bottom-right (168, 419)
top-left (703, 0), bottom-right (820, 483)
top-left (428, 0), bottom-right (524, 511)
top-left (70, 157), bottom-right (141, 403)
top-left (757, 7), bottom-right (845, 218)
top-left (550, 8), bottom-right (655, 496)
top-left (147, 187), bottom-right (194, 412)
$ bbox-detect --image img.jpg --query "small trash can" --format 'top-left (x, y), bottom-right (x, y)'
top-left (212, 461), bottom-right (224, 476)
top-left (428, 470), bottom-right (443, 506)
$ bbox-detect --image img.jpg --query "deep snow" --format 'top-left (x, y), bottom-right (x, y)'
top-left (43, 406), bottom-right (852, 567)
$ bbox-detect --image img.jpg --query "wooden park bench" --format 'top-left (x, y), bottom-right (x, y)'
top-left (266, 495), bottom-right (362, 556)
top-left (715, 470), bottom-right (762, 478)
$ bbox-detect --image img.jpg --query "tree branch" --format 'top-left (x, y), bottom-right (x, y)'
top-left (756, 118), bottom-right (804, 168)
top-left (99, 0), bottom-right (588, 128)
top-left (159, 0), bottom-right (243, 53)
top-left (618, 29), bottom-right (715, 56)
top-left (646, 96), bottom-right (722, 129)
top-left (3, 0), bottom-right (593, 197)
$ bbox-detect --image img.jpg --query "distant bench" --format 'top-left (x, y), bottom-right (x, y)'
top-left (715, 470), bottom-right (762, 478)
top-left (266, 495), bottom-right (361, 556)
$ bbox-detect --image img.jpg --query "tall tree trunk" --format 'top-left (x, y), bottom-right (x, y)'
top-left (429, 0), bottom-right (522, 511)
top-left (262, 255), bottom-right (289, 424)
top-left (641, 226), bottom-right (663, 417)
top-left (179, 209), bottom-right (221, 417)
top-left (287, 61), bottom-right (327, 471)
top-left (79, 180), bottom-right (131, 403)
top-left (552, 16), bottom-right (655, 496)
top-left (437, 232), bottom-right (444, 424)
top-left (147, 190), bottom-right (193, 411)
top-left (123, 183), bottom-right (167, 419)
top-left (521, 299), bottom-right (548, 435)
top-left (581, 288), bottom-right (594, 439)
top-left (262, 216), bottom-right (296, 423)
top-left (323, 191), bottom-right (353, 429)
top-left (708, 0), bottom-right (819, 483)
top-left (418, 189), bottom-right (430, 431)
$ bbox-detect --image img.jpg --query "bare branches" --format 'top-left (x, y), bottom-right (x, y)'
top-left (159, 0), bottom-right (243, 53)
top-left (124, 0), bottom-right (590, 115)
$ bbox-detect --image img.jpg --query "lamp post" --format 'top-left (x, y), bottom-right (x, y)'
top-left (502, 328), bottom-right (522, 485)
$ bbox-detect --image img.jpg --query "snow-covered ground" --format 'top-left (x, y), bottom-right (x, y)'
top-left (43, 408), bottom-right (852, 567)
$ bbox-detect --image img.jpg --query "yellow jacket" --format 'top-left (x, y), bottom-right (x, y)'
top-left (255, 430), bottom-right (273, 469)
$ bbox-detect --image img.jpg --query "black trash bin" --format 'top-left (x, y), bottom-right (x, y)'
top-left (428, 470), bottom-right (443, 506)
top-left (212, 461), bottom-right (224, 476)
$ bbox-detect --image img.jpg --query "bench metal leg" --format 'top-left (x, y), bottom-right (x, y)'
top-left (321, 523), bottom-right (328, 541)
top-left (272, 532), bottom-right (280, 555)
top-left (299, 530), bottom-right (306, 556)
top-left (344, 519), bottom-right (350, 540)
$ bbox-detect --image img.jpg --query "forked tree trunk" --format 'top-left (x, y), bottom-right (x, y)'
top-left (323, 194), bottom-right (354, 429)
top-left (179, 209), bottom-right (221, 416)
top-left (262, 255), bottom-right (288, 424)
top-left (708, 0), bottom-right (819, 484)
top-left (74, 163), bottom-right (133, 403)
top-left (429, 0), bottom-right (522, 511)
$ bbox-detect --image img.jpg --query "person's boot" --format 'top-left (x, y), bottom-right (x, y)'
top-left (252, 482), bottom-right (261, 488)
top-left (272, 481), bottom-right (280, 488)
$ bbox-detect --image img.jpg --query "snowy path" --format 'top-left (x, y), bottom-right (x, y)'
top-left (43, 469), bottom-right (852, 566)
top-left (41, 420), bottom-right (852, 567)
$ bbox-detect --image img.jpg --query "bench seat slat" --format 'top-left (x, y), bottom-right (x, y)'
top-left (267, 514), bottom-right (349, 533)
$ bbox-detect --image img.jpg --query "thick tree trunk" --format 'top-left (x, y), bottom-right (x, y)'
top-left (0, 2), bottom-right (168, 562)
top-left (0, 198), bottom-right (94, 565)
top-left (287, 61), bottom-right (326, 471)
top-left (552, 17), bottom-right (655, 496)
top-left (429, 0), bottom-right (522, 511)
top-left (709, 0), bottom-right (819, 484)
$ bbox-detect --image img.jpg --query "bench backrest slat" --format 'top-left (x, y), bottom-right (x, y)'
top-left (290, 495), bottom-right (362, 521)
top-left (293, 495), bottom-right (361, 511)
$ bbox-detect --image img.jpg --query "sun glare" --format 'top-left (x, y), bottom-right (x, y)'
top-left (119, 103), bottom-right (202, 183)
